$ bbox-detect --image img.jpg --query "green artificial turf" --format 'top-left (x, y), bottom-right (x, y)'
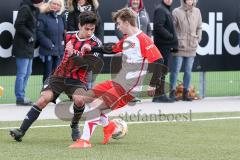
top-left (0, 112), bottom-right (240, 160)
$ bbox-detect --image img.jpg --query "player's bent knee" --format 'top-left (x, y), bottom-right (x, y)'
top-left (72, 95), bottom-right (85, 107)
top-left (36, 97), bottom-right (48, 109)
top-left (36, 91), bottom-right (53, 109)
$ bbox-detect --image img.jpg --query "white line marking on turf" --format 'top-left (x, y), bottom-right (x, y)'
top-left (1, 116), bottom-right (240, 130)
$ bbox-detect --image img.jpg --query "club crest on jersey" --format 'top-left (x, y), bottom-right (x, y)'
top-left (123, 40), bottom-right (135, 50)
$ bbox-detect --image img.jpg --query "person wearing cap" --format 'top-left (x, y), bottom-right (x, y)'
top-left (12, 0), bottom-right (43, 106)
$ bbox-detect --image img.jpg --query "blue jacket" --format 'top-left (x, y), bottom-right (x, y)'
top-left (37, 11), bottom-right (65, 57)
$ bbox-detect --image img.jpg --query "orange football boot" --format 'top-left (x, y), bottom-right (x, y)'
top-left (101, 121), bottom-right (116, 144)
top-left (68, 139), bottom-right (92, 148)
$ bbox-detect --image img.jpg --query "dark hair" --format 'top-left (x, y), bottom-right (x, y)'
top-left (78, 11), bottom-right (98, 26)
top-left (183, 0), bottom-right (186, 3)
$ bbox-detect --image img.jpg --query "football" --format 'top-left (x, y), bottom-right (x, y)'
top-left (112, 119), bottom-right (128, 140)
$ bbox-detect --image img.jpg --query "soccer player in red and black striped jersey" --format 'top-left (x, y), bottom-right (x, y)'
top-left (69, 8), bottom-right (167, 148)
top-left (10, 11), bottom-right (103, 142)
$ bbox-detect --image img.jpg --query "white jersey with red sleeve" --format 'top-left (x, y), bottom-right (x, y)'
top-left (113, 30), bottom-right (162, 96)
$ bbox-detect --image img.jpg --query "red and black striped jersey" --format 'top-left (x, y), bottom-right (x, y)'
top-left (53, 32), bottom-right (102, 83)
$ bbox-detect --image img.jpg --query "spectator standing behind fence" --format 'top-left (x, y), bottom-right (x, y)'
top-left (12, 0), bottom-right (43, 106)
top-left (115, 0), bottom-right (152, 39)
top-left (152, 0), bottom-right (178, 103)
top-left (37, 0), bottom-right (65, 84)
top-left (169, 0), bottom-right (202, 101)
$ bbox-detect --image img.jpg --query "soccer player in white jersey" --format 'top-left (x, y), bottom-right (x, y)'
top-left (69, 7), bottom-right (166, 148)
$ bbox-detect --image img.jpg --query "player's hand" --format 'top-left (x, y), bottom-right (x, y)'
top-left (103, 43), bottom-right (115, 53)
top-left (147, 86), bottom-right (156, 97)
top-left (65, 41), bottom-right (74, 56)
top-left (81, 44), bottom-right (92, 53)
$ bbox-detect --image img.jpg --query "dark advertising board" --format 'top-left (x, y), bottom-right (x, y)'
top-left (0, 0), bottom-right (240, 75)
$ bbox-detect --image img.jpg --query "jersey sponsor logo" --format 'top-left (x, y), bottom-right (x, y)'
top-left (93, 52), bottom-right (100, 57)
top-left (145, 44), bottom-right (154, 50)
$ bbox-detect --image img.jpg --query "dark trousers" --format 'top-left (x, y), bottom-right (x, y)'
top-left (154, 47), bottom-right (172, 97)
top-left (42, 56), bottom-right (61, 84)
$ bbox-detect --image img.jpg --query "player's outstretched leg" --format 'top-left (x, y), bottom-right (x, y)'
top-left (9, 105), bottom-right (42, 142)
top-left (9, 91), bottom-right (52, 142)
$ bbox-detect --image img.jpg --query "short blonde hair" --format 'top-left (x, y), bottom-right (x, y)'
top-left (112, 8), bottom-right (137, 27)
top-left (48, 0), bottom-right (65, 14)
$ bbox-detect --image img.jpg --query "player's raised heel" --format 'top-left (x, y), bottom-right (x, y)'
top-left (102, 121), bottom-right (116, 144)
top-left (9, 128), bottom-right (25, 142)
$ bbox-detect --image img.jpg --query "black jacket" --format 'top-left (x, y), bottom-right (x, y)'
top-left (67, 0), bottom-right (103, 42)
top-left (237, 1), bottom-right (240, 30)
top-left (12, 0), bottom-right (39, 58)
top-left (153, 1), bottom-right (178, 49)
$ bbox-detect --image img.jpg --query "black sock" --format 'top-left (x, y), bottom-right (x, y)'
top-left (71, 104), bottom-right (85, 127)
top-left (20, 105), bottom-right (42, 133)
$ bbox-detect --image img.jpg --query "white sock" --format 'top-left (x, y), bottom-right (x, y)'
top-left (81, 99), bottom-right (109, 141)
top-left (80, 113), bottom-right (110, 141)
top-left (81, 107), bottom-right (101, 141)
top-left (100, 113), bottom-right (109, 127)
top-left (81, 117), bottom-right (100, 141)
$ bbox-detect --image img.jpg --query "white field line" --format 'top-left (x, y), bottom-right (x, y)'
top-left (1, 116), bottom-right (240, 130)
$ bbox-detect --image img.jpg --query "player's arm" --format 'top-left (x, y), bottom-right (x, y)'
top-left (82, 37), bottom-right (125, 54)
top-left (71, 54), bottom-right (104, 74)
top-left (65, 40), bottom-right (103, 72)
top-left (91, 43), bottom-right (116, 54)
